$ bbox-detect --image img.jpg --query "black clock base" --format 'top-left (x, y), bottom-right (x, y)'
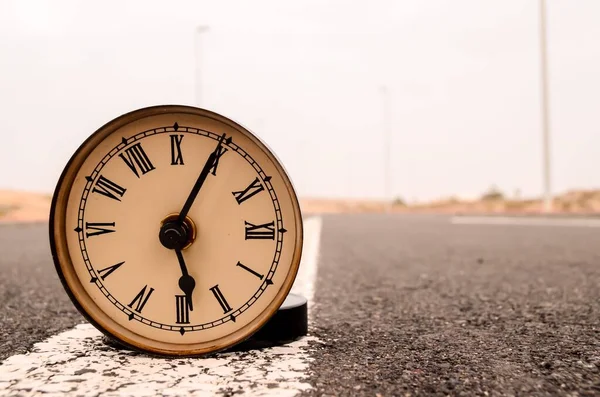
top-left (249, 293), bottom-right (308, 342)
top-left (225, 293), bottom-right (308, 353)
top-left (101, 293), bottom-right (309, 355)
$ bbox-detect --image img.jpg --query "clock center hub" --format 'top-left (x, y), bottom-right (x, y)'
top-left (159, 214), bottom-right (197, 250)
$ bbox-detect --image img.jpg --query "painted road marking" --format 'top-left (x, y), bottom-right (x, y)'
top-left (0, 217), bottom-right (323, 397)
top-left (451, 215), bottom-right (600, 228)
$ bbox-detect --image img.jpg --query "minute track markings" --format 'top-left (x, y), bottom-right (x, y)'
top-left (76, 124), bottom-right (285, 332)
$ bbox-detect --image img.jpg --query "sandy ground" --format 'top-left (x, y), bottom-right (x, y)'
top-left (1, 189), bottom-right (599, 223)
top-left (0, 191), bottom-right (52, 223)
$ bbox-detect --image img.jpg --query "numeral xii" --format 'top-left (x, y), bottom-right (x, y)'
top-left (210, 146), bottom-right (228, 175)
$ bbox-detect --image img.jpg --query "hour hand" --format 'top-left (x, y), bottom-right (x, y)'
top-left (175, 249), bottom-right (195, 311)
top-left (179, 275), bottom-right (195, 311)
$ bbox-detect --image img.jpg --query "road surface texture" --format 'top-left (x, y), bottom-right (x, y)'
top-left (0, 222), bottom-right (83, 361)
top-left (1, 214), bottom-right (599, 396)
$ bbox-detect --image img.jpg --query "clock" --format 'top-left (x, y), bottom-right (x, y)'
top-left (49, 105), bottom-right (303, 356)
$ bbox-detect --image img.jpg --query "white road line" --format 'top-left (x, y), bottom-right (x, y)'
top-left (451, 215), bottom-right (600, 228)
top-left (0, 216), bottom-right (323, 397)
top-left (290, 217), bottom-right (321, 321)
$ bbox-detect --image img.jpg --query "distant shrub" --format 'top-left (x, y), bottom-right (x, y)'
top-left (481, 185), bottom-right (505, 201)
top-left (505, 200), bottom-right (527, 210)
top-left (0, 205), bottom-right (17, 217)
top-left (393, 196), bottom-right (406, 207)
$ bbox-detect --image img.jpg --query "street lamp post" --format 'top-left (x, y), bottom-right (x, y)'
top-left (381, 86), bottom-right (392, 213)
top-left (195, 25), bottom-right (210, 108)
top-left (539, 0), bottom-right (553, 212)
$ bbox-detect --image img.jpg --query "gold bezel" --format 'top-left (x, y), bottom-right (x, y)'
top-left (49, 105), bottom-right (304, 356)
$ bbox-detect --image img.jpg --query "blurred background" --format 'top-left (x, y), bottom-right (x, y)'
top-left (1, 0), bottom-right (599, 219)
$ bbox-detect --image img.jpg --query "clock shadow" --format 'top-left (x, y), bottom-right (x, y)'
top-left (101, 294), bottom-right (308, 358)
top-left (99, 312), bottom-right (308, 357)
top-left (224, 334), bottom-right (304, 353)
top-left (100, 332), bottom-right (304, 357)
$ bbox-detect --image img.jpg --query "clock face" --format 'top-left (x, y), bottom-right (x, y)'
top-left (50, 105), bottom-right (303, 356)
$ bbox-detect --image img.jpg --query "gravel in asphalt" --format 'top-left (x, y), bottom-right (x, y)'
top-left (304, 214), bottom-right (600, 396)
top-left (0, 222), bottom-right (83, 361)
top-left (1, 215), bottom-right (599, 396)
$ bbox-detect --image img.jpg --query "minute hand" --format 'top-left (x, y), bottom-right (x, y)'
top-left (178, 134), bottom-right (226, 223)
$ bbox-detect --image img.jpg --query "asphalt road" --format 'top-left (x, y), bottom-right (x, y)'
top-left (0, 222), bottom-right (83, 361)
top-left (1, 215), bottom-right (599, 396)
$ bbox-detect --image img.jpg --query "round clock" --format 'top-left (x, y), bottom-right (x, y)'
top-left (49, 105), bottom-right (303, 356)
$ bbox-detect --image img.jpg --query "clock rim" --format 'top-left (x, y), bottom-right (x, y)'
top-left (49, 104), bottom-right (304, 356)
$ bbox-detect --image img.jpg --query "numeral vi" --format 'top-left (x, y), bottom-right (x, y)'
top-left (175, 295), bottom-right (190, 324)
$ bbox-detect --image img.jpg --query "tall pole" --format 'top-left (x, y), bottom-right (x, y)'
top-left (381, 86), bottom-right (392, 213)
top-left (539, 0), bottom-right (553, 212)
top-left (195, 25), bottom-right (210, 107)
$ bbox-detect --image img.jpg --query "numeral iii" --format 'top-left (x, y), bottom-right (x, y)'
top-left (244, 221), bottom-right (275, 240)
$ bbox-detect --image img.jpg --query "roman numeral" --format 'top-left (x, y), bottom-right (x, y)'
top-left (97, 261), bottom-right (124, 280)
top-left (232, 177), bottom-right (265, 204)
top-left (209, 145), bottom-right (228, 175)
top-left (210, 285), bottom-right (232, 314)
top-left (128, 285), bottom-right (154, 313)
top-left (175, 295), bottom-right (190, 324)
top-left (119, 143), bottom-right (155, 178)
top-left (236, 261), bottom-right (264, 279)
top-left (85, 222), bottom-right (115, 238)
top-left (170, 134), bottom-right (184, 165)
top-left (91, 175), bottom-right (126, 201)
top-left (244, 221), bottom-right (275, 240)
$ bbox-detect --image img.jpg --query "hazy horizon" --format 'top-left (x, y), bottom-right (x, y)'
top-left (1, 0), bottom-right (599, 202)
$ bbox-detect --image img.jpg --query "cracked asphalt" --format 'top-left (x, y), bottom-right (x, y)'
top-left (1, 215), bottom-right (599, 396)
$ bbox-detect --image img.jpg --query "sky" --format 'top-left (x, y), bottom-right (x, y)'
top-left (1, 0), bottom-right (599, 202)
